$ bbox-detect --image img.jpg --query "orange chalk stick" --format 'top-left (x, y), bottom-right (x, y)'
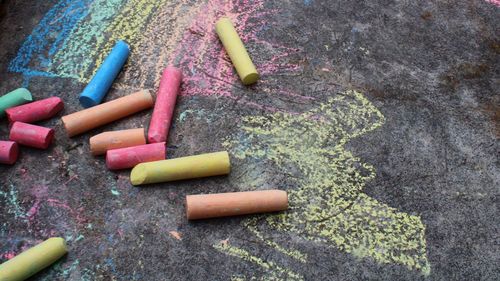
top-left (90, 128), bottom-right (146, 156)
top-left (61, 90), bottom-right (153, 137)
top-left (186, 190), bottom-right (288, 220)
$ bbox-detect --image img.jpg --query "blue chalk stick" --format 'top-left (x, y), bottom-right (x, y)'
top-left (79, 40), bottom-right (130, 108)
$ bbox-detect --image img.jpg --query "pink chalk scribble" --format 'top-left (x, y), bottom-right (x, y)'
top-left (169, 0), bottom-right (305, 104)
top-left (485, 0), bottom-right (500, 7)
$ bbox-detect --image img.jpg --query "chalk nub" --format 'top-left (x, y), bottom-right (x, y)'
top-left (0, 237), bottom-right (67, 281)
top-left (106, 142), bottom-right (166, 170)
top-left (79, 40), bottom-right (130, 108)
top-left (0, 88), bottom-right (32, 117)
top-left (130, 151), bottom-right (230, 186)
top-left (148, 66), bottom-right (182, 143)
top-left (215, 17), bottom-right (259, 85)
top-left (61, 90), bottom-right (154, 137)
top-left (6, 97), bottom-right (64, 123)
top-left (186, 190), bottom-right (288, 220)
top-left (9, 122), bottom-right (54, 149)
top-left (0, 141), bottom-right (19, 165)
top-left (90, 128), bottom-right (146, 156)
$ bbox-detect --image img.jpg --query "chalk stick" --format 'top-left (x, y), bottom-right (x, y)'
top-left (186, 190), bottom-right (288, 220)
top-left (215, 17), bottom-right (259, 85)
top-left (61, 90), bottom-right (154, 137)
top-left (0, 141), bottom-right (19, 165)
top-left (130, 151), bottom-right (230, 186)
top-left (106, 142), bottom-right (166, 170)
top-left (6, 97), bottom-right (64, 123)
top-left (148, 66), bottom-right (182, 143)
top-left (0, 88), bottom-right (32, 117)
top-left (9, 122), bottom-right (54, 149)
top-left (79, 40), bottom-right (130, 108)
top-left (90, 128), bottom-right (146, 156)
top-left (0, 237), bottom-right (67, 281)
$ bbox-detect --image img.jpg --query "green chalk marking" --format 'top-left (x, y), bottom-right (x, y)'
top-left (0, 88), bottom-right (33, 117)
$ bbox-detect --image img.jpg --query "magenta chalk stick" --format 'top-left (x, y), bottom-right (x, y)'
top-left (9, 122), bottom-right (54, 149)
top-left (6, 97), bottom-right (64, 123)
top-left (106, 142), bottom-right (166, 170)
top-left (0, 141), bottom-right (19, 164)
top-left (148, 66), bottom-right (182, 143)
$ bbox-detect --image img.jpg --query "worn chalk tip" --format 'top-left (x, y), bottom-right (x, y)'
top-left (242, 72), bottom-right (259, 85)
top-left (130, 164), bottom-right (147, 186)
top-left (16, 88), bottom-right (33, 101)
top-left (79, 95), bottom-right (97, 108)
top-left (48, 237), bottom-right (68, 252)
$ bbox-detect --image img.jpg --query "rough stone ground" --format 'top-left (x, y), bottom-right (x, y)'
top-left (0, 0), bottom-right (498, 280)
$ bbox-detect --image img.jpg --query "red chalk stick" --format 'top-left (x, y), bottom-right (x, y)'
top-left (106, 142), bottom-right (166, 170)
top-left (0, 141), bottom-right (19, 164)
top-left (148, 66), bottom-right (182, 143)
top-left (6, 97), bottom-right (64, 123)
top-left (9, 122), bottom-right (54, 149)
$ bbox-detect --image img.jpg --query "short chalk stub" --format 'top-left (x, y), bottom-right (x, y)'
top-left (130, 151), bottom-right (230, 186)
top-left (79, 40), bottom-right (130, 108)
top-left (106, 142), bottom-right (166, 170)
top-left (6, 97), bottom-right (64, 124)
top-left (90, 128), bottom-right (146, 156)
top-left (0, 237), bottom-right (67, 281)
top-left (9, 122), bottom-right (54, 149)
top-left (0, 140), bottom-right (19, 165)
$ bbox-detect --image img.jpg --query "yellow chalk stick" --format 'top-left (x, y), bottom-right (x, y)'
top-left (0, 237), bottom-right (67, 281)
top-left (131, 151), bottom-right (230, 185)
top-left (215, 17), bottom-right (259, 85)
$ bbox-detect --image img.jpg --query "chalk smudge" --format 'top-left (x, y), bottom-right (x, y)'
top-left (0, 185), bottom-right (26, 219)
top-left (8, 0), bottom-right (92, 79)
top-left (51, 0), bottom-right (127, 80)
top-left (220, 90), bottom-right (430, 278)
top-left (214, 241), bottom-right (303, 280)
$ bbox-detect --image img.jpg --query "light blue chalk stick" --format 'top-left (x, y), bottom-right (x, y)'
top-left (79, 40), bottom-right (130, 108)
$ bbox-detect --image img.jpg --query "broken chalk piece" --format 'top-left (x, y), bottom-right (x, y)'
top-left (130, 151), bottom-right (230, 186)
top-left (186, 190), bottom-right (288, 220)
top-left (148, 66), bottom-right (182, 143)
top-left (0, 88), bottom-right (33, 117)
top-left (0, 140), bottom-right (19, 165)
top-left (61, 90), bottom-right (154, 137)
top-left (106, 142), bottom-right (166, 170)
top-left (79, 40), bottom-right (130, 108)
top-left (0, 237), bottom-right (67, 281)
top-left (90, 128), bottom-right (146, 156)
top-left (215, 17), bottom-right (259, 85)
top-left (6, 97), bottom-right (64, 123)
top-left (9, 122), bottom-right (54, 149)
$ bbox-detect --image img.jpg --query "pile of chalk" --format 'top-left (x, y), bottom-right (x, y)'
top-left (0, 17), bottom-right (288, 281)
top-left (0, 88), bottom-right (64, 164)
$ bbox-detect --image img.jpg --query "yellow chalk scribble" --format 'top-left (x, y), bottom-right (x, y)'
top-left (214, 241), bottom-right (304, 281)
top-left (221, 90), bottom-right (430, 278)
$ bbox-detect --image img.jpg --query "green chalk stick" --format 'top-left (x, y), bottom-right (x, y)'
top-left (0, 88), bottom-right (33, 117)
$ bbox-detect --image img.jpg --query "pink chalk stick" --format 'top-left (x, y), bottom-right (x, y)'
top-left (0, 141), bottom-right (19, 164)
top-left (148, 66), bottom-right (182, 143)
top-left (9, 122), bottom-right (54, 149)
top-left (6, 97), bottom-right (64, 123)
top-left (106, 142), bottom-right (166, 170)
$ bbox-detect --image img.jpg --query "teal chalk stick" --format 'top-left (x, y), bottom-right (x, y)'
top-left (0, 88), bottom-right (33, 117)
